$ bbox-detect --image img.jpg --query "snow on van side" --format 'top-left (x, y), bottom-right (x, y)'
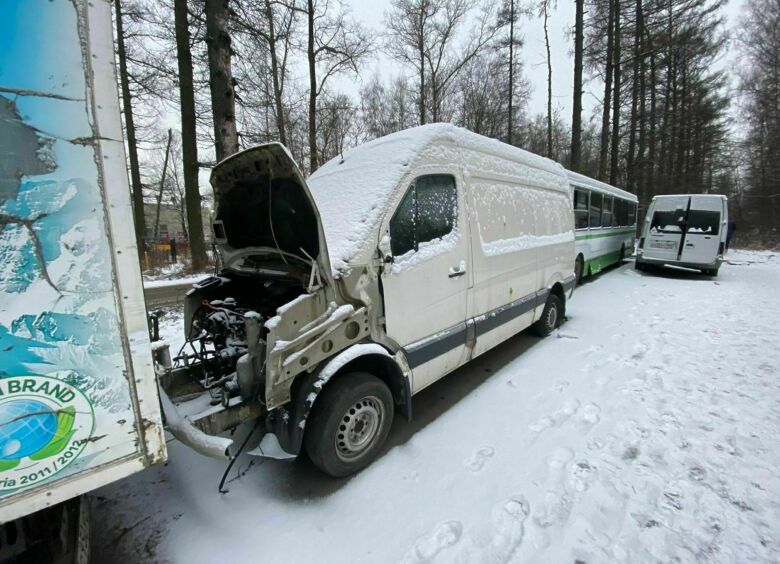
top-left (308, 124), bottom-right (569, 277)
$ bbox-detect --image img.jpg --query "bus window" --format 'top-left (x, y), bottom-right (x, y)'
top-left (615, 199), bottom-right (626, 226)
top-left (602, 196), bottom-right (613, 227)
top-left (590, 192), bottom-right (602, 228)
top-left (574, 189), bottom-right (589, 229)
top-left (628, 202), bottom-right (637, 226)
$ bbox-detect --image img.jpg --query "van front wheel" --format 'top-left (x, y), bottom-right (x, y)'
top-left (533, 294), bottom-right (562, 337)
top-left (305, 372), bottom-right (394, 477)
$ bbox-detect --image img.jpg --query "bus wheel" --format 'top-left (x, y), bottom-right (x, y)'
top-left (575, 255), bottom-right (584, 283)
top-left (619, 245), bottom-right (626, 261)
top-left (533, 294), bottom-right (562, 337)
top-left (305, 372), bottom-right (394, 477)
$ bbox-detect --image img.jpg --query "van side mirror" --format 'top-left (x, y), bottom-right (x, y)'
top-left (378, 234), bottom-right (393, 264)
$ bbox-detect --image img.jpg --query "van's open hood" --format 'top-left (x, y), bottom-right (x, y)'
top-left (210, 143), bottom-right (333, 287)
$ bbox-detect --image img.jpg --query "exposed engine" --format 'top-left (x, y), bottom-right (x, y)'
top-left (170, 274), bottom-right (305, 406)
top-left (174, 296), bottom-right (264, 405)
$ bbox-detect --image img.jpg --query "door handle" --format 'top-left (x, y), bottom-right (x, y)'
top-left (685, 243), bottom-right (694, 247)
top-left (448, 265), bottom-right (466, 278)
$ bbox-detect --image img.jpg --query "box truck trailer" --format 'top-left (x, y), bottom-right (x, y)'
top-left (0, 0), bottom-right (165, 559)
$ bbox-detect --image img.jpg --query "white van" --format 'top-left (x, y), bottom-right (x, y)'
top-left (636, 194), bottom-right (728, 275)
top-left (159, 124), bottom-right (575, 477)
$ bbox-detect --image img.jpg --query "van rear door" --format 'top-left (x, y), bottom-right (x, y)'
top-left (679, 196), bottom-right (723, 265)
top-left (643, 196), bottom-right (689, 261)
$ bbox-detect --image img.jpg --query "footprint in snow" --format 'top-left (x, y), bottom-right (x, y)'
top-left (577, 403), bottom-right (601, 428)
top-left (465, 447), bottom-right (495, 472)
top-left (488, 495), bottom-right (530, 564)
top-left (568, 460), bottom-right (597, 493)
top-left (532, 490), bottom-right (573, 528)
top-left (402, 521), bottom-right (463, 564)
top-left (529, 400), bottom-right (580, 433)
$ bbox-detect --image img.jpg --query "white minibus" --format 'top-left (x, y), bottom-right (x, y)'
top-left (161, 124), bottom-right (576, 476)
top-left (636, 194), bottom-right (728, 275)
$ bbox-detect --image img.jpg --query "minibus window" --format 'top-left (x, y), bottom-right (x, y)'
top-left (574, 189), bottom-right (589, 229)
top-left (686, 210), bottom-right (720, 234)
top-left (602, 196), bottom-right (613, 227)
top-left (650, 209), bottom-right (685, 233)
top-left (628, 202), bottom-right (637, 225)
top-left (416, 175), bottom-right (457, 244)
top-left (390, 186), bottom-right (416, 256)
top-left (389, 174), bottom-right (457, 256)
top-left (589, 192), bottom-right (602, 228)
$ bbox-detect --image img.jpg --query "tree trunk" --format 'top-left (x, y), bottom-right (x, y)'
top-left (508, 0), bottom-right (516, 145)
top-left (626, 0), bottom-right (642, 192)
top-left (419, 7), bottom-right (426, 126)
top-left (599, 0), bottom-right (615, 181)
top-left (264, 0), bottom-right (287, 146)
top-left (114, 0), bottom-right (145, 260)
top-left (174, 0), bottom-right (208, 270)
top-left (543, 1), bottom-right (553, 158)
top-left (609, 0), bottom-right (621, 186)
top-left (154, 129), bottom-right (174, 240)
top-left (570, 0), bottom-right (584, 171)
top-left (307, 0), bottom-right (319, 172)
top-left (205, 0), bottom-right (239, 162)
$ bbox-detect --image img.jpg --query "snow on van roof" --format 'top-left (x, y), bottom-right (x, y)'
top-left (308, 123), bottom-right (566, 276)
top-left (565, 169), bottom-right (637, 202)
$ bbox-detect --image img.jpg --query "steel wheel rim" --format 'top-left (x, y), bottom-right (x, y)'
top-left (546, 304), bottom-right (558, 329)
top-left (335, 395), bottom-right (385, 462)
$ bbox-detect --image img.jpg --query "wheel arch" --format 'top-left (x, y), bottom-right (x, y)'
top-left (265, 343), bottom-right (411, 457)
top-left (550, 281), bottom-right (566, 319)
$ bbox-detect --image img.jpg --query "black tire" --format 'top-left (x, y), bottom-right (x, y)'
top-left (305, 372), bottom-right (394, 477)
top-left (574, 254), bottom-right (584, 284)
top-left (704, 268), bottom-right (719, 277)
top-left (635, 260), bottom-right (647, 272)
top-left (619, 245), bottom-right (626, 262)
top-left (532, 294), bottom-right (562, 337)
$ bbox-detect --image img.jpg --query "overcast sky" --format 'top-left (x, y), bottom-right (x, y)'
top-left (337, 0), bottom-right (745, 125)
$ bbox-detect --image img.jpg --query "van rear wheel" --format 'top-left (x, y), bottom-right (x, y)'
top-left (533, 294), bottom-right (562, 337)
top-left (305, 372), bottom-right (394, 477)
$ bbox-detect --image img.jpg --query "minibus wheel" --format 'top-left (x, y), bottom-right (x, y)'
top-left (575, 254), bottom-right (584, 283)
top-left (304, 372), bottom-right (394, 477)
top-left (533, 294), bottom-right (562, 337)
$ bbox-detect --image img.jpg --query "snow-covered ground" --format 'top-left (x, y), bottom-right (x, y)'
top-left (93, 251), bottom-right (780, 563)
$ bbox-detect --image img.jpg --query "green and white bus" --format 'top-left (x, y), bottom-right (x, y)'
top-left (568, 171), bottom-right (638, 282)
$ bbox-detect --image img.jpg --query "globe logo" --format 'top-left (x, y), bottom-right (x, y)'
top-left (0, 399), bottom-right (58, 460)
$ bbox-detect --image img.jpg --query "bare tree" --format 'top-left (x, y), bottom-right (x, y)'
top-left (114, 0), bottom-right (147, 256)
top-left (538, 0), bottom-right (555, 158)
top-left (233, 0), bottom-right (297, 146)
top-left (205, 0), bottom-right (239, 161)
top-left (386, 0), bottom-right (498, 125)
top-left (570, 0), bottom-right (584, 170)
top-left (285, 0), bottom-right (370, 172)
top-left (174, 0), bottom-right (208, 269)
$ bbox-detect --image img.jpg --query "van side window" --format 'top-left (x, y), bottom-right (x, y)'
top-left (589, 192), bottom-right (602, 228)
top-left (602, 196), bottom-right (613, 227)
top-left (390, 174), bottom-right (457, 256)
top-left (573, 189), bottom-right (589, 229)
